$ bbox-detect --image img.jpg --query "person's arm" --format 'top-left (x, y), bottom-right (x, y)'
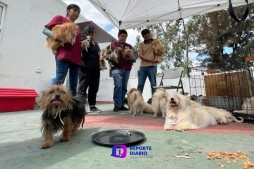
top-left (138, 50), bottom-right (158, 63)
top-left (42, 27), bottom-right (52, 37)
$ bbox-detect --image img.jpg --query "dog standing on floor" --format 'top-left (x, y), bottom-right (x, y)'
top-left (39, 85), bottom-right (86, 149)
top-left (164, 92), bottom-right (217, 131)
top-left (151, 88), bottom-right (169, 118)
top-left (127, 88), bottom-right (153, 116)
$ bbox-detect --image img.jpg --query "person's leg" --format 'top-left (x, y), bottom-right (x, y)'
top-left (68, 63), bottom-right (80, 96)
top-left (111, 69), bottom-right (123, 110)
top-left (55, 60), bottom-right (69, 85)
top-left (137, 67), bottom-right (148, 94)
top-left (88, 68), bottom-right (101, 111)
top-left (147, 66), bottom-right (157, 95)
top-left (121, 70), bottom-right (130, 106)
top-left (77, 66), bottom-right (90, 101)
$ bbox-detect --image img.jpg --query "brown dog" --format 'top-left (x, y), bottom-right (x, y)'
top-left (127, 88), bottom-right (152, 116)
top-left (46, 22), bottom-right (78, 53)
top-left (39, 85), bottom-right (86, 149)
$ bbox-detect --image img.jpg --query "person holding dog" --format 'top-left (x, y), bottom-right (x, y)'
top-left (42, 4), bottom-right (81, 96)
top-left (137, 29), bottom-right (163, 99)
top-left (108, 30), bottom-right (134, 112)
top-left (76, 25), bottom-right (102, 113)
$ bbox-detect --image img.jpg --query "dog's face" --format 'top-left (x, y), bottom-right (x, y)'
top-left (39, 85), bottom-right (72, 112)
top-left (168, 92), bottom-right (190, 111)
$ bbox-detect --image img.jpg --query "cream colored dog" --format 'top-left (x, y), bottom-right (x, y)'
top-left (46, 22), bottom-right (78, 53)
top-left (191, 101), bottom-right (244, 124)
top-left (164, 92), bottom-right (217, 131)
top-left (151, 88), bottom-right (169, 118)
top-left (127, 88), bottom-right (152, 116)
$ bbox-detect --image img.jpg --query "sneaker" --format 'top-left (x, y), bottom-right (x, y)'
top-left (119, 105), bottom-right (129, 111)
top-left (113, 106), bottom-right (120, 112)
top-left (89, 106), bottom-right (102, 113)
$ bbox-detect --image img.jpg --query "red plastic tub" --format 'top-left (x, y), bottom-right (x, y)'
top-left (0, 88), bottom-right (39, 112)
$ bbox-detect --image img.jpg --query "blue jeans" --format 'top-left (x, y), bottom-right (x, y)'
top-left (111, 69), bottom-right (130, 107)
top-left (137, 66), bottom-right (157, 95)
top-left (54, 60), bottom-right (80, 96)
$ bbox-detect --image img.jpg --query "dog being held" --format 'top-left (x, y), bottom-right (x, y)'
top-left (106, 47), bottom-right (121, 68)
top-left (151, 88), bottom-right (169, 118)
top-left (46, 22), bottom-right (78, 53)
top-left (122, 46), bottom-right (134, 61)
top-left (99, 49), bottom-right (107, 70)
top-left (127, 88), bottom-right (153, 116)
top-left (151, 39), bottom-right (164, 63)
top-left (39, 85), bottom-right (86, 149)
top-left (164, 92), bottom-right (217, 131)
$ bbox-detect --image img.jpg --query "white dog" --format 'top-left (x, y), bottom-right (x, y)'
top-left (164, 92), bottom-right (217, 131)
top-left (151, 88), bottom-right (169, 118)
top-left (191, 101), bottom-right (244, 124)
top-left (127, 88), bottom-right (153, 116)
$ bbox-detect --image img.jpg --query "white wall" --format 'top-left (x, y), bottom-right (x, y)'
top-left (0, 0), bottom-right (87, 93)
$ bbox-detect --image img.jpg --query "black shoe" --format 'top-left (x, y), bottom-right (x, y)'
top-left (119, 105), bottom-right (129, 111)
top-left (89, 106), bottom-right (102, 113)
top-left (113, 106), bottom-right (120, 112)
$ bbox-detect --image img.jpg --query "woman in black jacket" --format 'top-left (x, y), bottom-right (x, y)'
top-left (77, 25), bottom-right (101, 113)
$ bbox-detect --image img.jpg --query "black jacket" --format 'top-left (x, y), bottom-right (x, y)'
top-left (81, 41), bottom-right (100, 69)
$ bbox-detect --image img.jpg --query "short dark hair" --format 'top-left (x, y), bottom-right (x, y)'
top-left (141, 29), bottom-right (150, 36)
top-left (67, 4), bottom-right (80, 13)
top-left (118, 29), bottom-right (128, 37)
top-left (83, 25), bottom-right (96, 35)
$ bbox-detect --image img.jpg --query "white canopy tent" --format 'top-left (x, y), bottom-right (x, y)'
top-left (89, 0), bottom-right (253, 29)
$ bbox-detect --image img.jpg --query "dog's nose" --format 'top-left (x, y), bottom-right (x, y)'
top-left (55, 94), bottom-right (60, 99)
top-left (171, 98), bottom-right (174, 101)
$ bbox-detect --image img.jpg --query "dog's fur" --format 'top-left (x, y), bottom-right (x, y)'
top-left (164, 92), bottom-right (217, 131)
top-left (99, 48), bottom-right (110, 70)
top-left (46, 22), bottom-right (78, 53)
top-left (106, 47), bottom-right (121, 68)
top-left (122, 46), bottom-right (134, 61)
top-left (39, 85), bottom-right (86, 149)
top-left (151, 39), bottom-right (164, 63)
top-left (191, 101), bottom-right (244, 124)
top-left (151, 88), bottom-right (169, 118)
top-left (127, 88), bottom-right (152, 116)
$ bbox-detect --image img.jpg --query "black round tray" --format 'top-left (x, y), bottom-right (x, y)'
top-left (91, 129), bottom-right (146, 147)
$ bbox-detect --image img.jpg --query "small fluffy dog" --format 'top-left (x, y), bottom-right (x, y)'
top-left (151, 88), bottom-right (169, 118)
top-left (99, 48), bottom-right (110, 70)
top-left (82, 35), bottom-right (92, 52)
top-left (164, 92), bottom-right (217, 131)
top-left (151, 39), bottom-right (164, 63)
top-left (122, 46), bottom-right (134, 61)
top-left (106, 47), bottom-right (121, 67)
top-left (39, 85), bottom-right (86, 149)
top-left (46, 22), bottom-right (78, 53)
top-left (191, 101), bottom-right (244, 124)
top-left (127, 88), bottom-right (153, 116)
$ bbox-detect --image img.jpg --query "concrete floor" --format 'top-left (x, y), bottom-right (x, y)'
top-left (0, 104), bottom-right (254, 169)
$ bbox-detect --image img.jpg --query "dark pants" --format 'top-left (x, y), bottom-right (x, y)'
top-left (78, 67), bottom-right (100, 106)
top-left (55, 60), bottom-right (80, 96)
